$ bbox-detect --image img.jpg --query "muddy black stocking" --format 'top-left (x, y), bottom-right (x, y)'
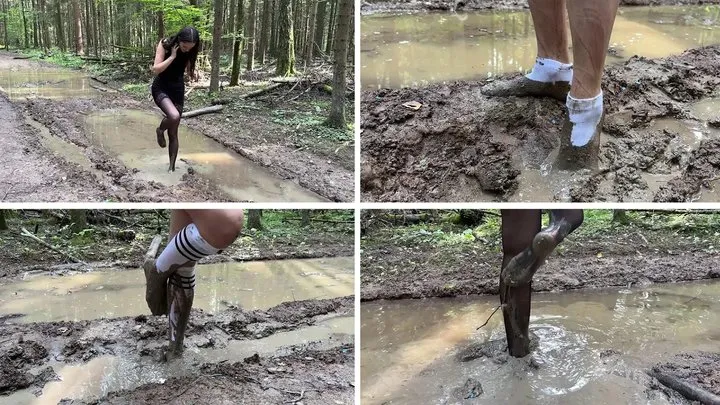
top-left (157, 98), bottom-right (181, 172)
top-left (500, 209), bottom-right (583, 357)
top-left (500, 209), bottom-right (541, 357)
top-left (166, 265), bottom-right (195, 359)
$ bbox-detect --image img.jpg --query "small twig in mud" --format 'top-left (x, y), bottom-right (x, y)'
top-left (636, 231), bottom-right (649, 245)
top-left (172, 374), bottom-right (224, 400)
top-left (282, 389), bottom-right (319, 403)
top-left (19, 227), bottom-right (88, 265)
top-left (476, 304), bottom-right (505, 331)
top-left (1, 183), bottom-right (16, 201)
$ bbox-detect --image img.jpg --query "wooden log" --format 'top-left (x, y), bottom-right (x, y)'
top-left (19, 227), bottom-right (87, 265)
top-left (650, 370), bottom-right (720, 405)
top-left (12, 55), bottom-right (31, 59)
top-left (89, 83), bottom-right (108, 92)
top-left (90, 76), bottom-right (108, 84)
top-left (270, 77), bottom-right (302, 83)
top-left (144, 235), bottom-right (162, 262)
top-left (182, 105), bottom-right (224, 118)
top-left (240, 83), bottom-right (284, 99)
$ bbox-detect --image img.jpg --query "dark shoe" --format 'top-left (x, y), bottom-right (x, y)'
top-left (554, 113), bottom-right (603, 171)
top-left (143, 259), bottom-right (169, 316)
top-left (156, 127), bottom-right (167, 148)
top-left (482, 76), bottom-right (570, 102)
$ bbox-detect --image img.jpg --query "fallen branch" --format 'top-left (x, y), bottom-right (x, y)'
top-left (241, 83), bottom-right (284, 99)
top-left (270, 77), bottom-right (303, 83)
top-left (184, 86), bottom-right (195, 98)
top-left (285, 218), bottom-right (354, 224)
top-left (19, 227), bottom-right (88, 265)
top-left (650, 370), bottom-right (720, 405)
top-left (13, 55), bottom-right (31, 59)
top-left (90, 76), bottom-right (108, 84)
top-left (89, 83), bottom-right (108, 92)
top-left (476, 304), bottom-right (504, 330)
top-left (144, 235), bottom-right (162, 262)
top-left (283, 389), bottom-right (305, 404)
top-left (182, 105), bottom-right (224, 118)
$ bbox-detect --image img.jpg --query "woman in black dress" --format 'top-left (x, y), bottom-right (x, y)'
top-left (151, 26), bottom-right (200, 172)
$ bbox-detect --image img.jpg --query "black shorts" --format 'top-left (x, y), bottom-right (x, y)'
top-left (151, 82), bottom-right (184, 112)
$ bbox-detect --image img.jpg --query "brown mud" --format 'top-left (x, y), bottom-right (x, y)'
top-left (0, 297), bottom-right (354, 403)
top-left (361, 0), bottom-right (720, 15)
top-left (0, 52), bottom-right (351, 202)
top-left (652, 352), bottom-right (720, 398)
top-left (361, 45), bottom-right (720, 202)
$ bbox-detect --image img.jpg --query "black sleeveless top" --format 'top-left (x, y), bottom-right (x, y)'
top-left (153, 40), bottom-right (189, 88)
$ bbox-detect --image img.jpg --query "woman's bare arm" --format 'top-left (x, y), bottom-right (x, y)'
top-left (151, 41), bottom-right (176, 75)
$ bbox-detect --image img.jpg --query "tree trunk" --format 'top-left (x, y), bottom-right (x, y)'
top-left (300, 210), bottom-right (311, 227)
top-left (269, 0), bottom-right (278, 57)
top-left (612, 209), bottom-right (630, 225)
top-left (313, 0), bottom-right (326, 54)
top-left (258, 0), bottom-right (270, 64)
top-left (69, 210), bottom-right (87, 233)
top-left (246, 0), bottom-right (256, 71)
top-left (84, 0), bottom-right (91, 52)
top-left (90, 0), bottom-right (98, 57)
top-left (0, 210), bottom-right (7, 231)
top-left (157, 10), bottom-right (164, 39)
top-left (2, 0), bottom-right (9, 50)
top-left (230, 0), bottom-right (245, 86)
top-left (325, 0), bottom-right (350, 128)
top-left (275, 0), bottom-right (294, 76)
top-left (31, 0), bottom-right (39, 48)
top-left (325, 0), bottom-right (336, 55)
top-left (73, 0), bottom-right (84, 55)
top-left (109, 0), bottom-right (114, 55)
top-left (210, 0), bottom-right (225, 93)
top-left (228, 0), bottom-right (236, 52)
top-left (21, 0), bottom-right (29, 48)
top-left (54, 0), bottom-right (64, 51)
top-left (304, 0), bottom-right (317, 68)
top-left (247, 210), bottom-right (263, 230)
top-left (40, 0), bottom-right (49, 50)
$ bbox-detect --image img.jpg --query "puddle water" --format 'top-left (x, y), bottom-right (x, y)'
top-left (84, 110), bottom-right (325, 202)
top-left (361, 5), bottom-right (720, 89)
top-left (25, 117), bottom-right (101, 176)
top-left (4, 314), bottom-right (354, 405)
top-left (0, 68), bottom-right (98, 100)
top-left (361, 280), bottom-right (720, 404)
top-left (0, 257), bottom-right (354, 323)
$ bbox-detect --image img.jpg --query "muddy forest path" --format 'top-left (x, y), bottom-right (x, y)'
top-left (0, 52), bottom-right (346, 202)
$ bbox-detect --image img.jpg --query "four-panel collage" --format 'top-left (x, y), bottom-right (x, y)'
top-left (2, 0), bottom-right (720, 404)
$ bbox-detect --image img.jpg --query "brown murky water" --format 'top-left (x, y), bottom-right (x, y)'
top-left (2, 257), bottom-right (354, 404)
top-left (83, 110), bottom-right (325, 202)
top-left (361, 280), bottom-right (720, 404)
top-left (0, 68), bottom-right (98, 100)
top-left (361, 5), bottom-right (720, 89)
top-left (0, 257), bottom-right (354, 322)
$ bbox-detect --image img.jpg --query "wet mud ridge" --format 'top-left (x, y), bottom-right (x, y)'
top-left (361, 45), bottom-right (720, 202)
top-left (0, 296), bottom-right (354, 404)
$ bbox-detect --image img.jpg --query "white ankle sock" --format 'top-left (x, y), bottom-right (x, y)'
top-left (566, 92), bottom-right (603, 147)
top-left (526, 57), bottom-right (573, 83)
top-left (156, 223), bottom-right (220, 273)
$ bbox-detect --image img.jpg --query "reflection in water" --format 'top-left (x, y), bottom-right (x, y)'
top-left (361, 280), bottom-right (720, 404)
top-left (0, 69), bottom-right (98, 100)
top-left (361, 6), bottom-right (720, 89)
top-left (84, 110), bottom-right (325, 202)
top-left (0, 257), bottom-right (354, 322)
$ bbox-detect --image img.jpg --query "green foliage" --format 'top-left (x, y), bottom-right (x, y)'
top-left (134, 0), bottom-right (207, 38)
top-left (121, 83), bottom-right (150, 97)
top-left (271, 109), bottom-right (353, 143)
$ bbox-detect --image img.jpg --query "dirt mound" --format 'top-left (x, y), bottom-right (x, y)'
top-left (0, 340), bottom-right (49, 394)
top-left (68, 345), bottom-right (354, 405)
top-left (362, 46), bottom-right (720, 202)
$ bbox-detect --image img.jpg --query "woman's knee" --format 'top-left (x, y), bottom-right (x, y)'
top-left (189, 210), bottom-right (244, 249)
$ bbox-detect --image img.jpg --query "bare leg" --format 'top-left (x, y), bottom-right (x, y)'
top-left (482, 0), bottom-right (571, 101)
top-left (556, 0), bottom-right (619, 170)
top-left (157, 98), bottom-right (181, 172)
top-left (567, 0), bottom-right (618, 99)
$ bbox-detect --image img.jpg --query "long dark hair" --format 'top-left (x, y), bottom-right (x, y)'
top-left (163, 26), bottom-right (200, 76)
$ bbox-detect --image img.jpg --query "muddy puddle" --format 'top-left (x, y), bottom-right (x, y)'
top-left (0, 68), bottom-right (98, 100)
top-left (0, 257), bottom-right (353, 323)
top-left (83, 110), bottom-right (325, 202)
top-left (361, 5), bottom-right (720, 89)
top-left (361, 280), bottom-right (720, 404)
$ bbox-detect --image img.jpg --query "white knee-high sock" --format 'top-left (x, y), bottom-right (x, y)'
top-left (526, 57), bottom-right (573, 83)
top-left (156, 223), bottom-right (220, 273)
